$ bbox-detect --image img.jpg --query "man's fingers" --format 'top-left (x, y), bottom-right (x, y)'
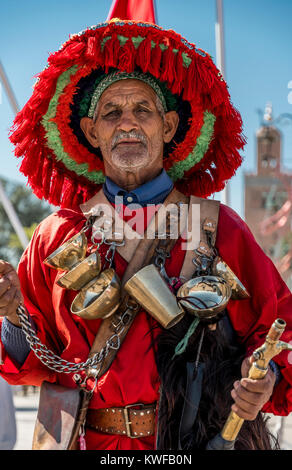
top-left (241, 356), bottom-right (253, 378)
top-left (230, 367), bottom-right (276, 421)
top-left (0, 260), bottom-right (15, 276)
top-left (231, 383), bottom-right (262, 406)
top-left (0, 276), bottom-right (11, 297)
top-left (241, 373), bottom-right (275, 393)
top-left (231, 403), bottom-right (258, 421)
top-left (0, 285), bottom-right (18, 308)
top-left (231, 383), bottom-right (261, 420)
top-left (0, 261), bottom-right (22, 317)
top-left (230, 392), bottom-right (259, 416)
top-left (6, 270), bottom-right (21, 287)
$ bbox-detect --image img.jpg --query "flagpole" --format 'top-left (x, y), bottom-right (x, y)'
top-left (215, 0), bottom-right (229, 206)
top-left (215, 0), bottom-right (225, 80)
top-left (153, 0), bottom-right (158, 24)
top-left (0, 61), bottom-right (19, 115)
top-left (0, 60), bottom-right (29, 249)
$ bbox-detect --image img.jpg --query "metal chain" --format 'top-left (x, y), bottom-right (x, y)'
top-left (14, 216), bottom-right (131, 376)
top-left (16, 304), bottom-right (133, 375)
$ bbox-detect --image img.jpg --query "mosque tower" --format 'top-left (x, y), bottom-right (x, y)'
top-left (244, 104), bottom-right (292, 288)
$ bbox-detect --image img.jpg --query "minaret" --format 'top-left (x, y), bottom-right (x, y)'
top-left (256, 104), bottom-right (281, 177)
top-left (244, 103), bottom-right (292, 288)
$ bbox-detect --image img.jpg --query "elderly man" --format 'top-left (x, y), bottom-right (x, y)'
top-left (0, 20), bottom-right (292, 451)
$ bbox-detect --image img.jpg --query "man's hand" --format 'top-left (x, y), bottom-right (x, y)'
top-left (230, 356), bottom-right (276, 420)
top-left (0, 260), bottom-right (23, 327)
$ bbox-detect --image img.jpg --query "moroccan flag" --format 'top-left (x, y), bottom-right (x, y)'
top-left (107, 0), bottom-right (157, 24)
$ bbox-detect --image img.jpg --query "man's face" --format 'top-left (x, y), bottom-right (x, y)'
top-left (80, 79), bottom-right (179, 183)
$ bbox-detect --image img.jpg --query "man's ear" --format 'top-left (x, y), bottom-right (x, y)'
top-left (80, 117), bottom-right (100, 148)
top-left (163, 111), bottom-right (179, 144)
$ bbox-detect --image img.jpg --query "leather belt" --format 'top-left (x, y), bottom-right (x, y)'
top-left (86, 403), bottom-right (156, 438)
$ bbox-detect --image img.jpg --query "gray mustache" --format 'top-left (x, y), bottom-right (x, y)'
top-left (111, 131), bottom-right (147, 149)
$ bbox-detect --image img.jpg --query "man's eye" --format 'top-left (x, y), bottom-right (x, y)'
top-left (136, 108), bottom-right (150, 114)
top-left (103, 110), bottom-right (121, 119)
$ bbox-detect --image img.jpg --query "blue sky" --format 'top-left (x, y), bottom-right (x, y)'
top-left (1, 0), bottom-right (291, 218)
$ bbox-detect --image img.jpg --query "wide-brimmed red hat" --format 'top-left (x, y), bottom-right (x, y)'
top-left (9, 19), bottom-right (245, 209)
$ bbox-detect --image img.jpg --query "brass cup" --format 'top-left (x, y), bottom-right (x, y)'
top-left (70, 268), bottom-right (121, 320)
top-left (212, 256), bottom-right (250, 300)
top-left (44, 232), bottom-right (88, 271)
top-left (57, 252), bottom-right (102, 290)
top-left (177, 275), bottom-right (232, 323)
top-left (124, 264), bottom-right (185, 329)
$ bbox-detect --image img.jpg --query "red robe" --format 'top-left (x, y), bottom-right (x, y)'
top-left (1, 200), bottom-right (292, 450)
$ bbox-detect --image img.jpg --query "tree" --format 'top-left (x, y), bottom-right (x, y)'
top-left (0, 177), bottom-right (53, 268)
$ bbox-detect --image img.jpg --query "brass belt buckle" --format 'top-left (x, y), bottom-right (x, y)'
top-left (123, 403), bottom-right (144, 438)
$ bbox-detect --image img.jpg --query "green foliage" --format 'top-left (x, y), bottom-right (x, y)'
top-left (0, 178), bottom-right (53, 268)
top-left (280, 232), bottom-right (292, 257)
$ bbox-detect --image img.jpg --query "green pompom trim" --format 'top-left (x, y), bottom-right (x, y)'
top-left (78, 74), bottom-right (107, 118)
top-left (167, 111), bottom-right (216, 182)
top-left (101, 34), bottom-right (192, 68)
top-left (42, 66), bottom-right (105, 184)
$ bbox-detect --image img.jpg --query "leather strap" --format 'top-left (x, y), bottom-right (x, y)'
top-left (176, 197), bottom-right (221, 450)
top-left (87, 188), bottom-right (188, 379)
top-left (178, 362), bottom-right (205, 450)
top-left (85, 191), bottom-right (220, 384)
top-left (121, 188), bottom-right (188, 286)
top-left (86, 403), bottom-right (156, 438)
top-left (179, 196), bottom-right (220, 280)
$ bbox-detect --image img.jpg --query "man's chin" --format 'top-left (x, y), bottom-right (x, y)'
top-left (111, 151), bottom-right (150, 170)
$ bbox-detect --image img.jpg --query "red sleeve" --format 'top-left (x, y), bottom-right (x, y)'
top-left (216, 204), bottom-right (292, 415)
top-left (0, 209), bottom-right (86, 387)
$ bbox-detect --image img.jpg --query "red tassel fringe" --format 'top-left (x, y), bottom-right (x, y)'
top-left (118, 38), bottom-right (136, 73)
top-left (103, 34), bottom-right (120, 72)
top-left (148, 42), bottom-right (162, 76)
top-left (136, 37), bottom-right (152, 73)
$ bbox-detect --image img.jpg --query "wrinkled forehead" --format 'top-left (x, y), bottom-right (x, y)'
top-left (98, 79), bottom-right (159, 106)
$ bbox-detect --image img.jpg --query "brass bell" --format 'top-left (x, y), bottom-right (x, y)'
top-left (124, 264), bottom-right (185, 329)
top-left (71, 268), bottom-right (121, 320)
top-left (44, 232), bottom-right (88, 271)
top-left (57, 251), bottom-right (102, 290)
top-left (212, 256), bottom-right (250, 300)
top-left (177, 275), bottom-right (232, 323)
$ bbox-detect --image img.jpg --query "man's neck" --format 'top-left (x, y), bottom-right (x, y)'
top-left (104, 165), bottom-right (163, 192)
top-left (103, 168), bottom-right (174, 207)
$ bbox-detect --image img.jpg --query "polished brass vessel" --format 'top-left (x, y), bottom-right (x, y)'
top-left (124, 264), bottom-right (185, 329)
top-left (212, 256), bottom-right (250, 300)
top-left (177, 275), bottom-right (232, 323)
top-left (57, 251), bottom-right (101, 290)
top-left (44, 227), bottom-right (122, 320)
top-left (44, 232), bottom-right (88, 271)
top-left (71, 268), bottom-right (121, 320)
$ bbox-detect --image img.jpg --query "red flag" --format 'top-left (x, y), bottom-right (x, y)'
top-left (107, 0), bottom-right (157, 24)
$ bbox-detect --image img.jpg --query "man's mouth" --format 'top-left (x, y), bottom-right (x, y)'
top-left (113, 139), bottom-right (143, 148)
top-left (112, 131), bottom-right (147, 150)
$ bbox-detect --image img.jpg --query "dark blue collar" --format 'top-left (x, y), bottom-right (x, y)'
top-left (103, 169), bottom-right (173, 206)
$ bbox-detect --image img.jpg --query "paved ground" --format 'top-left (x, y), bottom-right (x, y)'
top-left (13, 387), bottom-right (39, 450)
top-left (7, 386), bottom-right (292, 451)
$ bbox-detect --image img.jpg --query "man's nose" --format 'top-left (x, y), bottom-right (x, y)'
top-left (117, 110), bottom-right (139, 132)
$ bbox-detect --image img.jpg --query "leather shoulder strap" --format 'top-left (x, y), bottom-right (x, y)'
top-left (87, 188), bottom-right (188, 376)
top-left (180, 196), bottom-right (220, 281)
top-left (121, 188), bottom-right (188, 286)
